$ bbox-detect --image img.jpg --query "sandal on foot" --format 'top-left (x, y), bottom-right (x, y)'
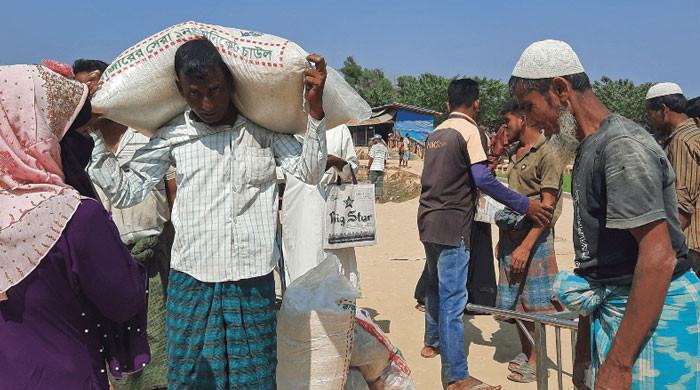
top-left (507, 352), bottom-right (528, 371)
top-left (468, 384), bottom-right (501, 390)
top-left (420, 345), bottom-right (439, 358)
top-left (507, 362), bottom-right (537, 383)
top-left (446, 380), bottom-right (501, 390)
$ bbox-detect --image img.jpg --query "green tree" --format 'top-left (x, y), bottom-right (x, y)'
top-left (472, 77), bottom-right (510, 131)
top-left (396, 73), bottom-right (452, 115)
top-left (395, 74), bottom-right (509, 130)
top-left (340, 56), bottom-right (396, 107)
top-left (593, 76), bottom-right (652, 124)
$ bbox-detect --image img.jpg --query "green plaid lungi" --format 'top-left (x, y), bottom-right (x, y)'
top-left (556, 270), bottom-right (700, 389)
top-left (369, 170), bottom-right (385, 199)
top-left (166, 271), bottom-right (276, 389)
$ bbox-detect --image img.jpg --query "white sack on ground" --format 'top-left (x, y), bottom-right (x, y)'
top-left (352, 309), bottom-right (416, 390)
top-left (350, 322), bottom-right (390, 383)
top-left (277, 256), bottom-right (357, 390)
top-left (344, 369), bottom-right (370, 390)
top-left (92, 21), bottom-right (371, 137)
top-left (369, 362), bottom-right (417, 390)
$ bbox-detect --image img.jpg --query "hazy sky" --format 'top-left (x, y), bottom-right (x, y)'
top-left (3, 0), bottom-right (699, 96)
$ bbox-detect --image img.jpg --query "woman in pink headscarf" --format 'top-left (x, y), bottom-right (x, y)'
top-left (0, 65), bottom-right (149, 390)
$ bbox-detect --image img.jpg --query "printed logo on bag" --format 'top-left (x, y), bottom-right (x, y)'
top-left (241, 31), bottom-right (264, 37)
top-left (343, 196), bottom-right (354, 208)
top-left (325, 185), bottom-right (377, 247)
top-left (328, 204), bottom-right (373, 227)
top-left (103, 22), bottom-right (286, 83)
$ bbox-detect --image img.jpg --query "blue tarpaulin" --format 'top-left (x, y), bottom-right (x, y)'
top-left (394, 110), bottom-right (434, 143)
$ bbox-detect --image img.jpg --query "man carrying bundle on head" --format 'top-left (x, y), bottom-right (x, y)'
top-left (509, 39), bottom-right (699, 389)
top-left (645, 83), bottom-right (700, 276)
top-left (89, 39), bottom-right (328, 389)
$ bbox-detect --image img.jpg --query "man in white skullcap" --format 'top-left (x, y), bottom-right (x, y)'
top-left (509, 40), bottom-right (700, 389)
top-left (646, 83), bottom-right (700, 277)
top-left (645, 82), bottom-right (687, 133)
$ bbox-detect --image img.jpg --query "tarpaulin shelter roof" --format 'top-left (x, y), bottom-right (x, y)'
top-left (347, 103), bottom-right (442, 145)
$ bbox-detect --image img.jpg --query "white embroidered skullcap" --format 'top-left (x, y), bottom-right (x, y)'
top-left (645, 82), bottom-right (684, 100)
top-left (512, 39), bottom-right (585, 79)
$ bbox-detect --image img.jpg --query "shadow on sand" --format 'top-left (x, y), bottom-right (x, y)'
top-left (463, 316), bottom-right (564, 375)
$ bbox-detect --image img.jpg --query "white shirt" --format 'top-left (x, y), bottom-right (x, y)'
top-left (319, 125), bottom-right (359, 186)
top-left (368, 142), bottom-right (389, 172)
top-left (91, 128), bottom-right (171, 245)
top-left (89, 111), bottom-right (326, 282)
top-left (282, 125), bottom-right (360, 287)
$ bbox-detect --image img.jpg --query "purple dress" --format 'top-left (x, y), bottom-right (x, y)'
top-left (0, 199), bottom-right (149, 390)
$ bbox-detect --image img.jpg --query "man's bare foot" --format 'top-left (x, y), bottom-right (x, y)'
top-left (419, 345), bottom-right (439, 358)
top-left (446, 376), bottom-right (501, 390)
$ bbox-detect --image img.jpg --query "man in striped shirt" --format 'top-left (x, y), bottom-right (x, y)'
top-left (646, 82), bottom-right (700, 275)
top-left (89, 39), bottom-right (328, 389)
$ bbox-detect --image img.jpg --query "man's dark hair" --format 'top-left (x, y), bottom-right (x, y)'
top-left (72, 59), bottom-right (109, 74)
top-left (646, 94), bottom-right (688, 114)
top-left (500, 99), bottom-right (524, 116)
top-left (686, 97), bottom-right (700, 118)
top-left (508, 72), bottom-right (591, 96)
top-left (448, 78), bottom-right (479, 109)
top-left (174, 39), bottom-right (230, 81)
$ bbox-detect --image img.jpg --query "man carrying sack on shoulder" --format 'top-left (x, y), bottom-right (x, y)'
top-left (89, 39), bottom-right (328, 389)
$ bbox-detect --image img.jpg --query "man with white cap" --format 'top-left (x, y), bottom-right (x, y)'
top-left (645, 83), bottom-right (700, 276)
top-left (367, 133), bottom-right (389, 199)
top-left (509, 39), bottom-right (699, 389)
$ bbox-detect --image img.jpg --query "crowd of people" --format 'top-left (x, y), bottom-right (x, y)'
top-left (1, 35), bottom-right (699, 390)
top-left (416, 40), bottom-right (700, 390)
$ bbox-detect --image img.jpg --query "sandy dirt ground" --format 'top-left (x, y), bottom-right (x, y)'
top-left (354, 158), bottom-right (577, 390)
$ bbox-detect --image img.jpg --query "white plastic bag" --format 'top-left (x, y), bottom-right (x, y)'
top-left (474, 192), bottom-right (506, 224)
top-left (324, 183), bottom-right (377, 249)
top-left (277, 256), bottom-right (357, 390)
top-left (92, 21), bottom-right (371, 137)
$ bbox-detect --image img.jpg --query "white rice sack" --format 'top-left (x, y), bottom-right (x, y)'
top-left (352, 308), bottom-right (416, 390)
top-left (369, 362), bottom-right (417, 390)
top-left (345, 369), bottom-right (370, 390)
top-left (350, 324), bottom-right (391, 383)
top-left (277, 256), bottom-right (358, 390)
top-left (92, 21), bottom-right (371, 137)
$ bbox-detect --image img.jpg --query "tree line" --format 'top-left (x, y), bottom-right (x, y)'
top-left (340, 56), bottom-right (652, 131)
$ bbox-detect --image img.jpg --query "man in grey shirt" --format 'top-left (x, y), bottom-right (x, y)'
top-left (509, 40), bottom-right (697, 389)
